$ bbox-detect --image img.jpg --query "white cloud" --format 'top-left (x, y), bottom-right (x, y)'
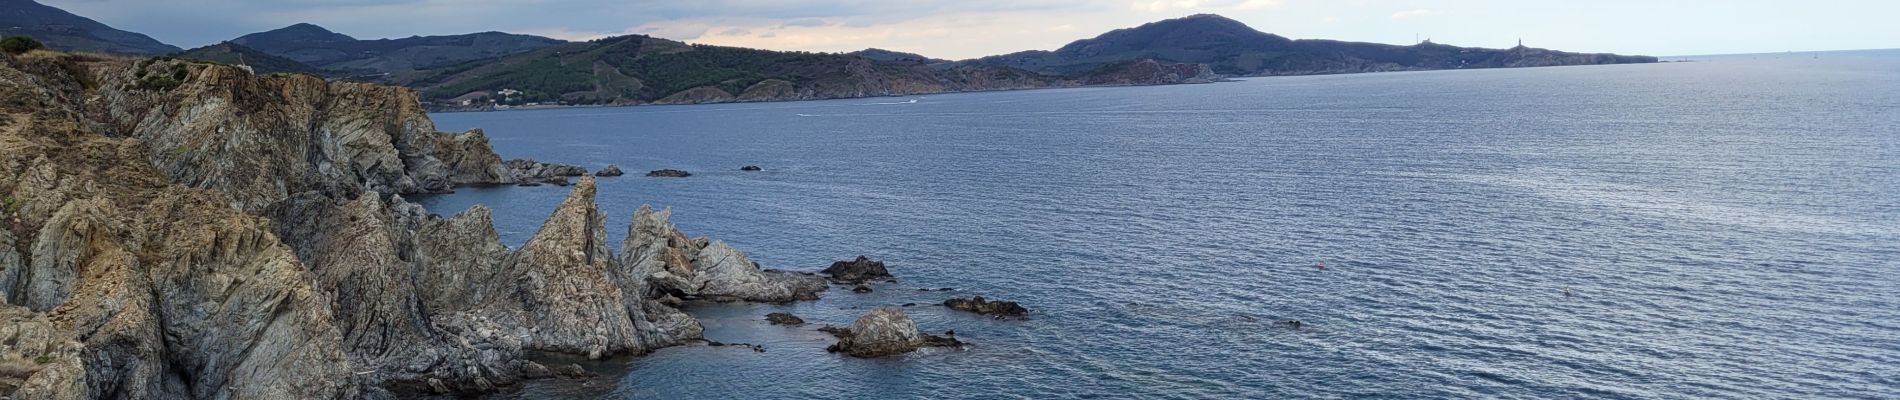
top-left (1390, 9), bottom-right (1444, 20)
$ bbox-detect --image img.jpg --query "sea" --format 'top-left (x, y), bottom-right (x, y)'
top-left (417, 49), bottom-right (1900, 399)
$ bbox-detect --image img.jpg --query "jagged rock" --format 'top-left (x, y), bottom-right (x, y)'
top-left (504, 177), bottom-right (648, 358)
top-left (825, 308), bottom-right (960, 357)
top-left (740, 165), bottom-right (763, 171)
top-left (766, 313), bottom-right (805, 326)
top-left (0, 51), bottom-right (818, 399)
top-left (823, 256), bottom-right (893, 283)
top-left (646, 169), bottom-right (691, 178)
top-left (619, 206), bottom-right (825, 304)
top-left (595, 165), bottom-right (624, 177)
top-left (944, 296), bottom-right (1029, 318)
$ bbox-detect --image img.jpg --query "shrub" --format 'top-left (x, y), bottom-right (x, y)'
top-left (1, 36), bottom-right (46, 55)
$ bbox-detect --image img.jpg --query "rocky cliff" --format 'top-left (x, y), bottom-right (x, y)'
top-left (0, 51), bottom-right (816, 398)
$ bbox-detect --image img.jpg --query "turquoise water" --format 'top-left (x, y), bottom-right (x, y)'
top-left (420, 51), bottom-right (1900, 399)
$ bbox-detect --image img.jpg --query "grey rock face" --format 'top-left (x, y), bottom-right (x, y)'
top-left (505, 159), bottom-right (587, 185)
top-left (0, 54), bottom-right (846, 399)
top-left (619, 206), bottom-right (826, 304)
top-left (944, 296), bottom-right (1029, 318)
top-left (826, 307), bottom-right (960, 358)
top-left (823, 256), bottom-right (893, 283)
top-left (504, 177), bottom-right (647, 358)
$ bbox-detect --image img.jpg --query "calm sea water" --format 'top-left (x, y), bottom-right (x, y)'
top-left (418, 50), bottom-right (1900, 399)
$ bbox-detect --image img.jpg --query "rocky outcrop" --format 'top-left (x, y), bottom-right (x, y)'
top-left (70, 59), bottom-right (516, 213)
top-left (495, 177), bottom-right (646, 358)
top-left (823, 256), bottom-right (893, 283)
top-left (595, 164), bottom-right (624, 177)
top-left (944, 296), bottom-right (1029, 318)
top-left (429, 128), bottom-right (516, 185)
top-left (826, 308), bottom-right (960, 357)
top-left (620, 206), bottom-right (826, 304)
top-left (0, 53), bottom-right (799, 398)
top-left (505, 159), bottom-right (587, 185)
top-left (740, 165), bottom-right (762, 171)
top-left (646, 169), bottom-right (691, 178)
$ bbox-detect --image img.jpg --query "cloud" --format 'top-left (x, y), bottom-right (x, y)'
top-left (1390, 9), bottom-right (1444, 20)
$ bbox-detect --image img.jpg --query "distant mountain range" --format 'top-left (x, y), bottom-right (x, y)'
top-left (2, 2), bottom-right (1655, 109)
top-left (0, 0), bottom-right (179, 54)
top-left (957, 14), bottom-right (1657, 76)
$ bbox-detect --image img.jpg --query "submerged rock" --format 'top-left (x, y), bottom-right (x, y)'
top-left (646, 169), bottom-right (691, 178)
top-left (826, 307), bottom-right (960, 358)
top-left (816, 325), bottom-right (852, 338)
top-left (823, 256), bottom-right (893, 283)
top-left (852, 285), bottom-right (873, 294)
top-left (595, 165), bottom-right (624, 177)
top-left (766, 313), bottom-right (806, 326)
top-left (740, 165), bottom-right (763, 171)
top-left (944, 296), bottom-right (1029, 318)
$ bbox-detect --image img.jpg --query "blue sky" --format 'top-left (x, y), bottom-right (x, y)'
top-left (41, 0), bottom-right (1900, 59)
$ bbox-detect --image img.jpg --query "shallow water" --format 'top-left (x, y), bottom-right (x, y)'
top-left (418, 50), bottom-right (1900, 399)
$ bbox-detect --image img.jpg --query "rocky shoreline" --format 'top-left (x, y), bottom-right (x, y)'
top-left (0, 52), bottom-right (1005, 399)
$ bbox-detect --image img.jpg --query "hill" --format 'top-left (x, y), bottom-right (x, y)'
top-left (0, 0), bottom-right (180, 55)
top-left (850, 48), bottom-right (948, 64)
top-left (393, 35), bottom-right (1214, 108)
top-left (962, 14), bottom-right (1656, 76)
top-left (231, 23), bottom-right (565, 75)
top-left (173, 42), bottom-right (326, 75)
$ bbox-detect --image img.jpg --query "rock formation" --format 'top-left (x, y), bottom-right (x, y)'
top-left (944, 296), bottom-right (1029, 318)
top-left (740, 165), bottom-right (763, 171)
top-left (647, 169), bottom-right (691, 178)
top-left (506, 159), bottom-right (587, 185)
top-left (0, 52), bottom-right (812, 398)
top-left (595, 164), bottom-right (624, 177)
top-left (823, 256), bottom-right (894, 283)
top-left (620, 206), bottom-right (826, 304)
top-left (826, 308), bottom-right (960, 357)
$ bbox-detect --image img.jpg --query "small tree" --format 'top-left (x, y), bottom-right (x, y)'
top-left (1, 36), bottom-right (46, 55)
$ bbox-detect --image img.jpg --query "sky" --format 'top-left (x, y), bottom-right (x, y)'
top-left (39, 0), bottom-right (1900, 59)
